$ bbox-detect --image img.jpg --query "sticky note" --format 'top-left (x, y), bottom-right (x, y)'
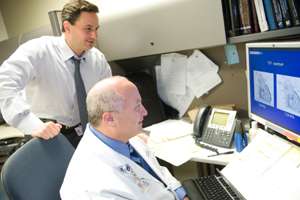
top-left (224, 44), bottom-right (239, 65)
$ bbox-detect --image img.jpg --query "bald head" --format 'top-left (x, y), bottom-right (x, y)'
top-left (86, 76), bottom-right (138, 125)
top-left (86, 76), bottom-right (148, 141)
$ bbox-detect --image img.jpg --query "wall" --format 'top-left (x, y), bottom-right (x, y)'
top-left (0, 0), bottom-right (249, 113)
top-left (191, 44), bottom-right (248, 116)
top-left (114, 43), bottom-right (248, 115)
top-left (0, 0), bottom-right (68, 38)
top-left (0, 10), bottom-right (8, 41)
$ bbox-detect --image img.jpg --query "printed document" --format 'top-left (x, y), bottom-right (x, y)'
top-left (145, 119), bottom-right (197, 166)
top-left (222, 128), bottom-right (300, 200)
top-left (156, 50), bottom-right (222, 117)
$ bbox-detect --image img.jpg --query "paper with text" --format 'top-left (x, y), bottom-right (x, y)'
top-left (145, 119), bottom-right (193, 143)
top-left (155, 66), bottom-right (194, 117)
top-left (148, 135), bottom-right (199, 166)
top-left (156, 50), bottom-right (222, 117)
top-left (161, 53), bottom-right (187, 95)
top-left (145, 119), bottom-right (196, 166)
top-left (222, 129), bottom-right (300, 200)
top-left (187, 50), bottom-right (221, 97)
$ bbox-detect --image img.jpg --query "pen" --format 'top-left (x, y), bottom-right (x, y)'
top-left (207, 151), bottom-right (235, 157)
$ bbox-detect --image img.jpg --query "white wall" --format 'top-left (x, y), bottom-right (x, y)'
top-left (1, 0), bottom-right (68, 38)
top-left (0, 10), bottom-right (8, 41)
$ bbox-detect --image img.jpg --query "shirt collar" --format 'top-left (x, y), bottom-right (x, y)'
top-left (59, 34), bottom-right (87, 62)
top-left (89, 124), bottom-right (131, 158)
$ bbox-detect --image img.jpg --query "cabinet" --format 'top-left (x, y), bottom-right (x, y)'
top-left (97, 0), bottom-right (226, 61)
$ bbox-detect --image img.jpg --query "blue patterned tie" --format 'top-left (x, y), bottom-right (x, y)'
top-left (73, 57), bottom-right (88, 132)
top-left (128, 143), bottom-right (165, 185)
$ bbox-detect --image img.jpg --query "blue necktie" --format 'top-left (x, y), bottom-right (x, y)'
top-left (128, 144), bottom-right (165, 185)
top-left (73, 57), bottom-right (88, 132)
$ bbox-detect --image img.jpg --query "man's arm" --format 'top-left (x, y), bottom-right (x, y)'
top-left (0, 40), bottom-right (61, 139)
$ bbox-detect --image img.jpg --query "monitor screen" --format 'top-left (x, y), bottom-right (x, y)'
top-left (247, 42), bottom-right (300, 140)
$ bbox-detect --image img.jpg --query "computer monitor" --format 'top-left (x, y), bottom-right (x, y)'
top-left (246, 42), bottom-right (300, 141)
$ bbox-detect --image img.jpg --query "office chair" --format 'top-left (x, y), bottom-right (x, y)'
top-left (0, 134), bottom-right (75, 200)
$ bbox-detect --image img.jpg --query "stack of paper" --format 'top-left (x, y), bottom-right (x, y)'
top-left (145, 119), bottom-right (198, 166)
top-left (222, 128), bottom-right (300, 200)
top-left (156, 50), bottom-right (222, 117)
top-left (145, 119), bottom-right (193, 143)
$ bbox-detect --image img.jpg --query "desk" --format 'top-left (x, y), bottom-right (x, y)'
top-left (0, 124), bottom-right (24, 140)
top-left (0, 124), bottom-right (24, 172)
top-left (145, 119), bottom-right (239, 167)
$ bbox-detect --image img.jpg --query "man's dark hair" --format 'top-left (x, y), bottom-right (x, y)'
top-left (61, 0), bottom-right (99, 32)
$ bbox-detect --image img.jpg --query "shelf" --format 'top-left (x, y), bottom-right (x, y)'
top-left (228, 26), bottom-right (300, 44)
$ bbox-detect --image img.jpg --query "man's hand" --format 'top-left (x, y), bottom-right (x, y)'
top-left (32, 121), bottom-right (62, 140)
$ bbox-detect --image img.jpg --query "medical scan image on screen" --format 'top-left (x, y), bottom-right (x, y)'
top-left (254, 71), bottom-right (274, 107)
top-left (248, 45), bottom-right (300, 136)
top-left (277, 75), bottom-right (300, 116)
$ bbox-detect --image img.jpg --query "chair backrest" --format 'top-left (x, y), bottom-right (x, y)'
top-left (0, 134), bottom-right (75, 200)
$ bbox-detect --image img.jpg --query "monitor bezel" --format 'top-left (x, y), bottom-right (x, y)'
top-left (246, 42), bottom-right (300, 141)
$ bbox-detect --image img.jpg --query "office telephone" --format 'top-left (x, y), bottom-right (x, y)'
top-left (193, 106), bottom-right (237, 148)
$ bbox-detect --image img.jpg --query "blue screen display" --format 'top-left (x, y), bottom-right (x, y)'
top-left (249, 47), bottom-right (300, 135)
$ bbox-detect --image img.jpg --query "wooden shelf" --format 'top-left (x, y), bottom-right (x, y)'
top-left (227, 26), bottom-right (300, 44)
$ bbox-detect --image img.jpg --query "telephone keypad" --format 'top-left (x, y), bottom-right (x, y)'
top-left (202, 128), bottom-right (233, 148)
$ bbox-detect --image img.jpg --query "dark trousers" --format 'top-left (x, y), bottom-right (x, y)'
top-left (61, 128), bottom-right (82, 148)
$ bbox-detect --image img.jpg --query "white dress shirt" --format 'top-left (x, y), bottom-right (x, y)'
top-left (0, 35), bottom-right (112, 134)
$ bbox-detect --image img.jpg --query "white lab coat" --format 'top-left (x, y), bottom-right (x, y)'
top-left (60, 127), bottom-right (182, 200)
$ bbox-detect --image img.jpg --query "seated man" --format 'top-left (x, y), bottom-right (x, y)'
top-left (60, 76), bottom-right (189, 200)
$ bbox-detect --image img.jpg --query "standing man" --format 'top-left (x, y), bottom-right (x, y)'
top-left (0, 0), bottom-right (112, 147)
top-left (60, 76), bottom-right (189, 200)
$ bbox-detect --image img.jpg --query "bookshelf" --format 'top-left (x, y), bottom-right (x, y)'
top-left (223, 0), bottom-right (300, 44)
top-left (228, 26), bottom-right (300, 43)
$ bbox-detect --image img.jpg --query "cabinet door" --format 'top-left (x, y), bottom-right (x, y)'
top-left (96, 0), bottom-right (226, 61)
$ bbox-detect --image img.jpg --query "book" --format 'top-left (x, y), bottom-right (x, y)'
top-left (263, 0), bottom-right (278, 30)
top-left (249, 0), bottom-right (261, 32)
top-left (228, 0), bottom-right (241, 36)
top-left (254, 0), bottom-right (269, 32)
top-left (272, 0), bottom-right (285, 28)
top-left (287, 0), bottom-right (300, 26)
top-left (278, 0), bottom-right (292, 27)
top-left (238, 0), bottom-right (252, 34)
top-left (222, 0), bottom-right (233, 37)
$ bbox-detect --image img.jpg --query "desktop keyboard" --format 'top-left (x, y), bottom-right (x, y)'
top-left (193, 175), bottom-right (241, 200)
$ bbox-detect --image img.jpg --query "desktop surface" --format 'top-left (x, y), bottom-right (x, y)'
top-left (145, 119), bottom-right (238, 166)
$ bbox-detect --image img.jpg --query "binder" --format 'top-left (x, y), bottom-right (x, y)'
top-left (239, 0), bottom-right (252, 34)
top-left (278, 0), bottom-right (292, 27)
top-left (263, 0), bottom-right (278, 30)
top-left (272, 0), bottom-right (285, 28)
top-left (254, 0), bottom-right (269, 32)
top-left (287, 0), bottom-right (300, 26)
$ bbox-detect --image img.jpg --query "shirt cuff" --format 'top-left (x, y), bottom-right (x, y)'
top-left (16, 112), bottom-right (44, 135)
top-left (175, 186), bottom-right (187, 200)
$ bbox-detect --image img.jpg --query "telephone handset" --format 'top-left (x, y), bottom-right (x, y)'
top-left (193, 106), bottom-right (237, 148)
